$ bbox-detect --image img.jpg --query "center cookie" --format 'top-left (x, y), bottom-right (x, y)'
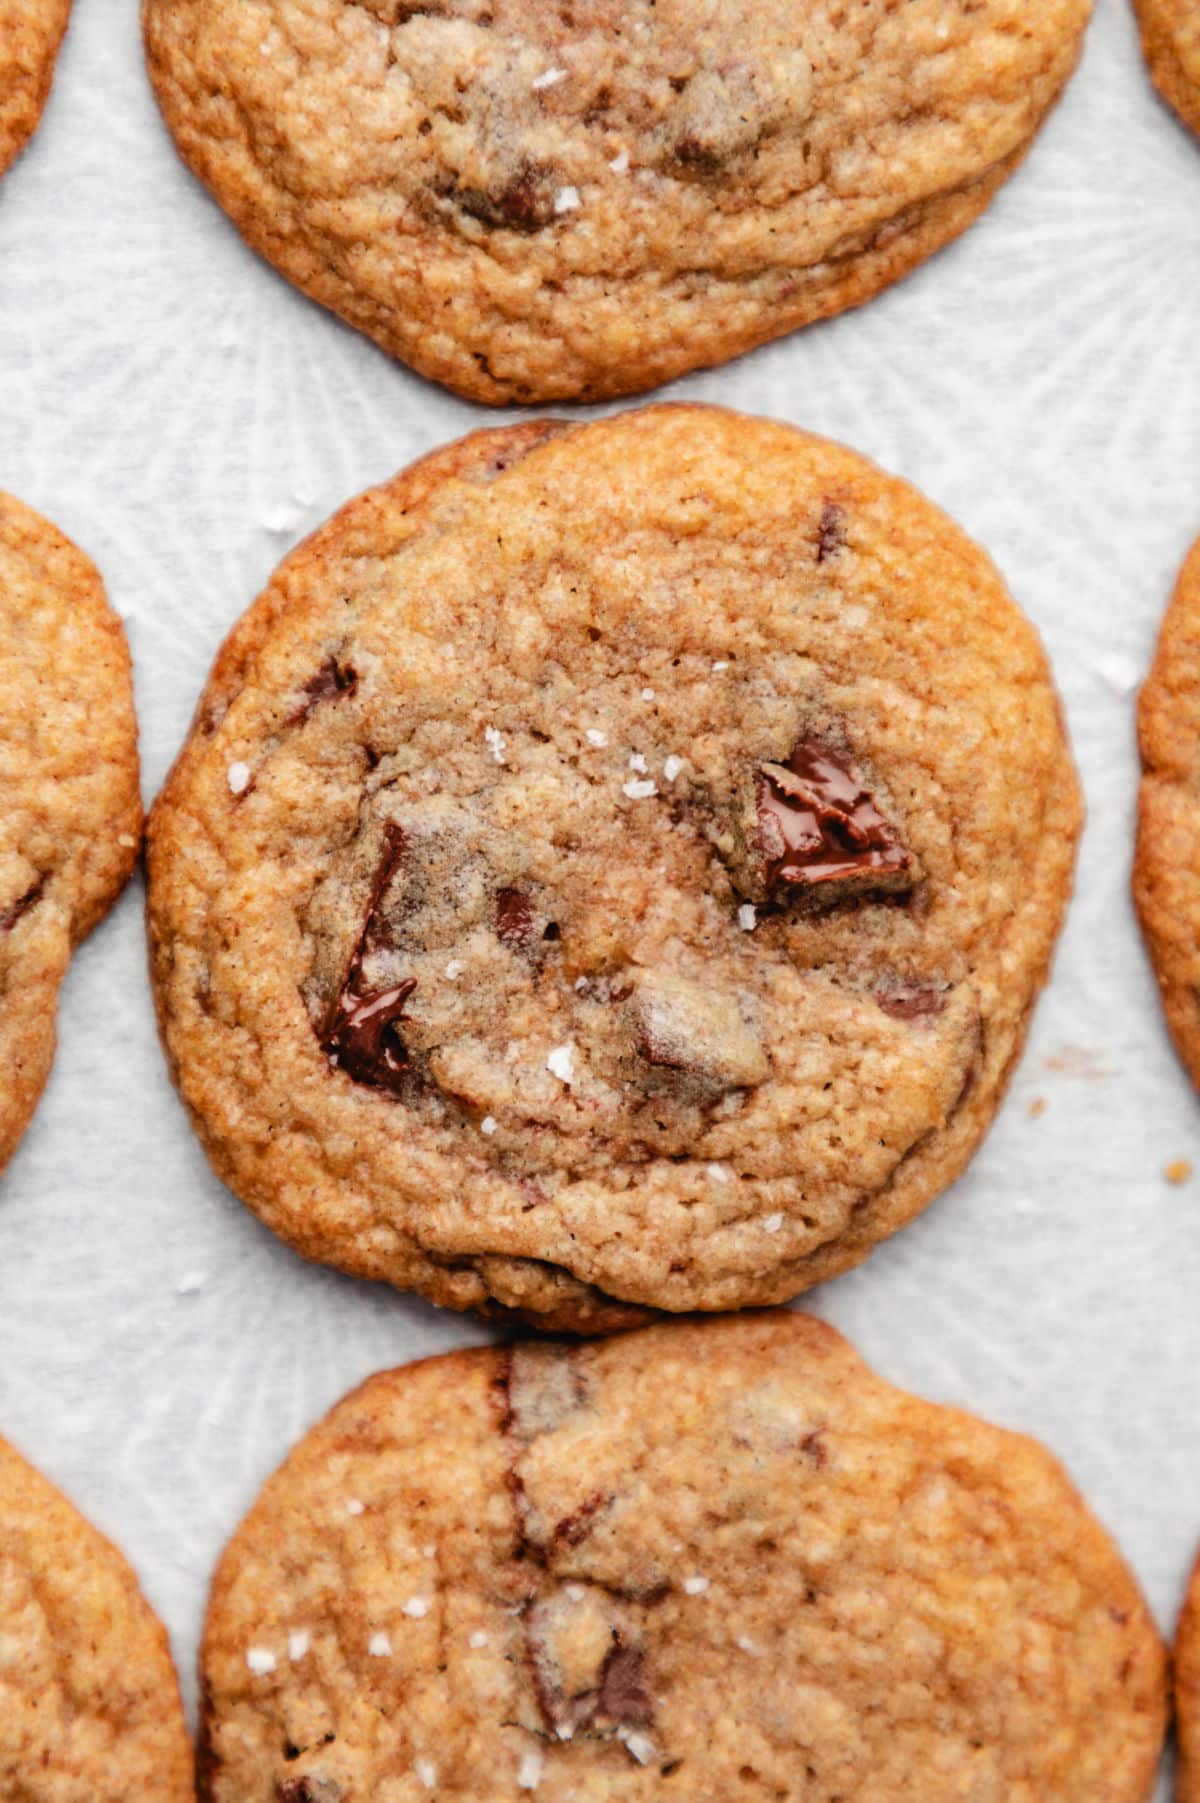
top-left (144, 0), bottom-right (1091, 403)
top-left (147, 405), bottom-right (1081, 1332)
top-left (0, 1436), bottom-right (192, 1802)
top-left (197, 1314), bottom-right (1166, 1803)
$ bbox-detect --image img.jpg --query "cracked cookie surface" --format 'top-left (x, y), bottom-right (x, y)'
top-left (0, 1435), bottom-right (192, 1802)
top-left (1134, 533), bottom-right (1200, 1087)
top-left (0, 0), bottom-right (71, 178)
top-left (147, 405), bottom-right (1080, 1331)
top-left (1134, 0), bottom-right (1200, 136)
top-left (0, 493), bottom-right (141, 1177)
top-left (198, 1312), bottom-right (1166, 1803)
top-left (143, 0), bottom-right (1090, 403)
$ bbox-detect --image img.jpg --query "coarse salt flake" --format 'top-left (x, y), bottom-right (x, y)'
top-left (288, 1630), bottom-right (310, 1661)
top-left (565, 1582), bottom-right (586, 1601)
top-left (369, 1631), bottom-right (393, 1657)
top-left (683, 1575), bottom-right (710, 1595)
top-left (532, 66), bottom-right (567, 89)
top-left (480, 1115), bottom-right (498, 1135)
top-left (415, 1758), bottom-right (437, 1790)
top-left (738, 904), bottom-right (757, 931)
top-left (764, 1213), bottom-right (783, 1234)
top-left (609, 149), bottom-right (630, 173)
top-left (622, 778), bottom-right (657, 800)
top-left (469, 1630), bottom-right (489, 1649)
top-left (737, 1634), bottom-right (758, 1654)
top-left (663, 755), bottom-right (684, 781)
top-left (554, 185), bottom-right (581, 214)
top-left (403, 1596), bottom-right (430, 1619)
top-left (585, 727), bottom-right (607, 746)
top-left (641, 687), bottom-right (655, 700)
top-left (706, 1164), bottom-right (730, 1184)
top-left (518, 1750), bottom-right (544, 1791)
top-left (444, 960), bottom-right (464, 979)
top-left (246, 1647), bottom-right (276, 1675)
top-left (484, 725), bottom-right (507, 764)
top-left (618, 1729), bottom-right (656, 1765)
top-left (546, 1043), bottom-right (575, 1084)
top-left (345, 1498), bottom-right (364, 1516)
top-left (712, 660), bottom-right (729, 672)
top-left (628, 752), bottom-right (648, 773)
top-left (226, 761), bottom-right (251, 795)
top-left (423, 1544), bottom-right (436, 1559)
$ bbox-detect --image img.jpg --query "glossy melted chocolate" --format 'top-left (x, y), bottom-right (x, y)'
top-left (321, 825), bottom-right (415, 1095)
top-left (756, 739), bottom-right (910, 891)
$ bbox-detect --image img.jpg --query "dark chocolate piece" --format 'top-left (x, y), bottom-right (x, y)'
top-left (0, 879), bottom-right (42, 934)
top-left (298, 657), bottom-right (357, 718)
top-left (756, 740), bottom-right (910, 892)
top-left (495, 887), bottom-right (534, 951)
top-left (816, 502), bottom-right (846, 563)
top-left (875, 982), bottom-right (946, 1021)
top-left (457, 162), bottom-right (557, 232)
top-left (321, 826), bottom-right (416, 1095)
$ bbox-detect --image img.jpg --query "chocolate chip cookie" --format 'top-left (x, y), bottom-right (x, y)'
top-left (143, 0), bottom-right (1091, 404)
top-left (1134, 531), bottom-right (1200, 1088)
top-left (0, 1434), bottom-right (192, 1801)
top-left (147, 406), bottom-right (1080, 1331)
top-left (198, 1312), bottom-right (1166, 1803)
top-left (0, 493), bottom-right (142, 1177)
top-left (1178, 1547), bottom-right (1200, 1801)
top-left (1134, 0), bottom-right (1200, 137)
top-left (0, 0), bottom-right (71, 178)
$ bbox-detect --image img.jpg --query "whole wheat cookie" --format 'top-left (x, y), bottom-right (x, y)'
top-left (147, 406), bottom-right (1080, 1332)
top-left (143, 0), bottom-right (1091, 405)
top-left (0, 1434), bottom-right (192, 1801)
top-left (1133, 0), bottom-right (1200, 137)
top-left (198, 1312), bottom-right (1166, 1803)
top-left (1135, 532), bottom-right (1200, 1087)
top-left (1177, 1547), bottom-right (1200, 1800)
top-left (0, 0), bottom-right (71, 179)
top-left (0, 493), bottom-right (142, 1177)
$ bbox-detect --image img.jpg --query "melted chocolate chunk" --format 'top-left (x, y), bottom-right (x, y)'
top-left (756, 740), bottom-right (911, 892)
top-left (875, 982), bottom-right (946, 1021)
top-left (816, 502), bottom-right (846, 563)
top-left (0, 879), bottom-right (42, 934)
top-left (296, 656), bottom-right (358, 720)
top-left (495, 887), bottom-right (534, 951)
top-left (457, 163), bottom-right (557, 232)
top-left (321, 826), bottom-right (416, 1095)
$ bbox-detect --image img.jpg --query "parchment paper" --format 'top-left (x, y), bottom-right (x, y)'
top-left (0, 3), bottom-right (1196, 1791)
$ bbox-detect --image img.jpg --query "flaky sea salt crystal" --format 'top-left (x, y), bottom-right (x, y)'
top-left (622, 778), bottom-right (657, 799)
top-left (518, 1750), bottom-right (544, 1790)
top-left (585, 727), bottom-right (607, 746)
top-left (226, 761), bottom-right (250, 795)
top-left (484, 725), bottom-right (507, 764)
top-left (683, 1575), bottom-right (709, 1595)
top-left (764, 1213), bottom-right (783, 1233)
top-left (403, 1597), bottom-right (430, 1619)
top-left (414, 1758), bottom-right (437, 1789)
top-left (738, 904), bottom-right (757, 931)
top-left (546, 1044), bottom-right (575, 1084)
top-left (532, 66), bottom-right (567, 89)
top-left (369, 1631), bottom-right (393, 1656)
top-left (288, 1630), bottom-right (310, 1661)
top-left (663, 755), bottom-right (684, 781)
top-left (554, 186), bottom-right (581, 214)
top-left (246, 1647), bottom-right (276, 1675)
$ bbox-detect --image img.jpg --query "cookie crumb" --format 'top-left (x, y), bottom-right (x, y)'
top-left (517, 1749), bottom-right (544, 1790)
top-left (554, 186), bottom-right (581, 215)
top-left (738, 904), bottom-right (757, 931)
top-left (176, 1272), bottom-right (204, 1296)
top-left (117, 832), bottom-right (138, 849)
top-left (414, 1758), bottom-right (437, 1790)
top-left (403, 1596), bottom-right (430, 1619)
top-left (1028, 1097), bottom-right (1048, 1118)
top-left (288, 1630), bottom-right (310, 1661)
top-left (369, 1631), bottom-right (393, 1656)
top-left (226, 761), bottom-right (251, 795)
top-left (622, 778), bottom-right (657, 799)
top-left (546, 1044), bottom-right (575, 1084)
top-left (246, 1646), bottom-right (276, 1675)
top-left (683, 1574), bottom-right (709, 1595)
top-left (1166, 1160), bottom-right (1193, 1186)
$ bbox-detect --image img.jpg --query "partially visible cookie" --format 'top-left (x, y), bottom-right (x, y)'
top-left (1178, 1547), bottom-right (1200, 1800)
top-left (0, 0), bottom-right (71, 178)
top-left (0, 1435), bottom-right (192, 1802)
top-left (1134, 533), bottom-right (1200, 1087)
top-left (144, 0), bottom-right (1091, 404)
top-left (147, 405), bottom-right (1080, 1333)
top-left (1134, 0), bottom-right (1200, 138)
top-left (198, 1312), bottom-right (1166, 1803)
top-left (0, 493), bottom-right (141, 1175)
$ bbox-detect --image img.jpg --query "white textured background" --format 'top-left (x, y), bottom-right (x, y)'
top-left (0, 0), bottom-right (1197, 1790)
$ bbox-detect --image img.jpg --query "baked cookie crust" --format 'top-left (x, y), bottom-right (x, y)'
top-left (0, 0), bottom-right (71, 178)
top-left (1134, 0), bottom-right (1200, 138)
top-left (0, 493), bottom-right (142, 1176)
top-left (1135, 532), bottom-right (1200, 1087)
top-left (198, 1312), bottom-right (1166, 1803)
top-left (0, 1435), bottom-right (192, 1803)
top-left (1178, 1545), bottom-right (1200, 1802)
top-left (147, 405), bottom-right (1080, 1332)
top-left (144, 0), bottom-right (1091, 404)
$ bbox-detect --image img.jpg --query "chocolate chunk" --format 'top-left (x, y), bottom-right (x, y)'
top-left (295, 656), bottom-right (357, 721)
top-left (551, 1489), bottom-right (607, 1549)
top-left (816, 502), bottom-right (846, 563)
top-left (0, 878), bottom-right (43, 934)
top-left (875, 982), bottom-right (946, 1022)
top-left (595, 1642), bottom-right (652, 1729)
top-left (321, 826), bottom-right (416, 1095)
top-left (495, 887), bottom-right (534, 951)
top-left (631, 972), bottom-right (769, 1091)
top-left (526, 1599), bottom-right (653, 1744)
top-left (756, 740), bottom-right (911, 894)
top-left (457, 163), bottom-right (557, 232)
top-left (504, 1343), bottom-right (589, 1442)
